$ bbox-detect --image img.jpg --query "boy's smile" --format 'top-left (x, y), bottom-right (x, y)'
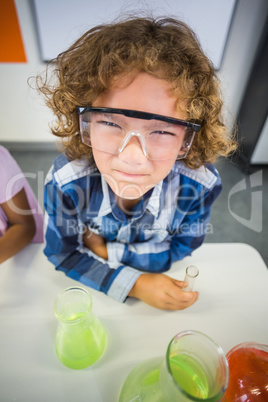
top-left (92, 73), bottom-right (185, 205)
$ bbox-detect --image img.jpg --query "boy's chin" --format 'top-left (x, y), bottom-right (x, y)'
top-left (109, 182), bottom-right (151, 200)
top-left (113, 187), bottom-right (145, 200)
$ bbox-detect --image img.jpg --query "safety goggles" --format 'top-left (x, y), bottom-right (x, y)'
top-left (76, 107), bottom-right (201, 161)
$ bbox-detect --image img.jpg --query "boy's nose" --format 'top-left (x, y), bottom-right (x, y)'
top-left (117, 131), bottom-right (148, 163)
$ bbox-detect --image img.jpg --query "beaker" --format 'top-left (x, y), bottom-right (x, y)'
top-left (222, 341), bottom-right (268, 401)
top-left (53, 286), bottom-right (107, 369)
top-left (118, 330), bottom-right (229, 401)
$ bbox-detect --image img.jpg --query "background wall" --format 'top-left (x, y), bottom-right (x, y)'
top-left (0, 0), bottom-right (267, 153)
top-left (0, 0), bottom-right (54, 147)
top-left (33, 0), bottom-right (235, 68)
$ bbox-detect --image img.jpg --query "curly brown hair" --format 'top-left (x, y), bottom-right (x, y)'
top-left (36, 16), bottom-right (237, 168)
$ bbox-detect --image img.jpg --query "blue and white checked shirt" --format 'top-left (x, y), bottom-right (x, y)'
top-left (44, 154), bottom-right (222, 302)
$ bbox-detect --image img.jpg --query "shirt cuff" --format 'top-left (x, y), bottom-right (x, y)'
top-left (107, 266), bottom-right (142, 303)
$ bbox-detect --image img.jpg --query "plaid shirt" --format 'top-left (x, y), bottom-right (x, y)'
top-left (44, 154), bottom-right (222, 302)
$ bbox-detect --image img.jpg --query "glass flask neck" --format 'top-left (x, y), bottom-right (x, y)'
top-left (53, 286), bottom-right (93, 324)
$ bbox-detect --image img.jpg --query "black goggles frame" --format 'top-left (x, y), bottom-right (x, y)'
top-left (76, 107), bottom-right (201, 133)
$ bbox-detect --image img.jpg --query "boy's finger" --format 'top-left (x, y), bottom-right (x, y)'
top-left (173, 280), bottom-right (185, 287)
top-left (164, 294), bottom-right (198, 310)
top-left (167, 286), bottom-right (199, 305)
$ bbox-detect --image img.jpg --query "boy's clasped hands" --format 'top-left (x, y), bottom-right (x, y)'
top-left (83, 229), bottom-right (198, 311)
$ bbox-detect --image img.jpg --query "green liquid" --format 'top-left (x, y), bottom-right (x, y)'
top-left (119, 355), bottom-right (210, 402)
top-left (170, 354), bottom-right (209, 398)
top-left (55, 312), bottom-right (107, 369)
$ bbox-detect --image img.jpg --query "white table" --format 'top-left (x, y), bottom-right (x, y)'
top-left (0, 243), bottom-right (267, 402)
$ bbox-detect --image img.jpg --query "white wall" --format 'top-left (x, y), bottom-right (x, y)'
top-left (0, 0), bottom-right (267, 148)
top-left (0, 0), bottom-right (53, 145)
top-left (33, 0), bottom-right (235, 69)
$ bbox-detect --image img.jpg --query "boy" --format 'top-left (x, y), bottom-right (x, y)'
top-left (39, 17), bottom-right (236, 310)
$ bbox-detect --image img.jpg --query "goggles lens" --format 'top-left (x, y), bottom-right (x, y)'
top-left (77, 107), bottom-right (200, 161)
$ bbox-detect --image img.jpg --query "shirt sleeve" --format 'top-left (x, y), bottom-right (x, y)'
top-left (43, 174), bottom-right (142, 303)
top-left (169, 177), bottom-right (222, 263)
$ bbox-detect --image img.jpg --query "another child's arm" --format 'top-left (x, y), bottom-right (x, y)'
top-left (0, 188), bottom-right (36, 263)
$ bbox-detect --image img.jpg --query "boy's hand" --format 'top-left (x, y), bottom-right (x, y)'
top-left (83, 229), bottom-right (108, 260)
top-left (128, 273), bottom-right (199, 310)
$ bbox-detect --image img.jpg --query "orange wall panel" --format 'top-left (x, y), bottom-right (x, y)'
top-left (0, 0), bottom-right (27, 62)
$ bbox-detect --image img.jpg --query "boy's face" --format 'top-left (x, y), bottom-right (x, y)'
top-left (92, 72), bottom-right (185, 202)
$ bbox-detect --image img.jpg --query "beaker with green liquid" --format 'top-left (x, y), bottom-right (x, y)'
top-left (53, 286), bottom-right (107, 369)
top-left (118, 330), bottom-right (229, 401)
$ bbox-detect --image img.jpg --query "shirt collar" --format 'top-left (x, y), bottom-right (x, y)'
top-left (97, 175), bottom-right (113, 217)
top-left (145, 180), bottom-right (163, 218)
top-left (98, 175), bottom-right (163, 220)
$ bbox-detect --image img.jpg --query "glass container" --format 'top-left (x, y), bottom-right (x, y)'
top-left (222, 341), bottom-right (268, 401)
top-left (182, 265), bottom-right (199, 292)
top-left (118, 330), bottom-right (229, 401)
top-left (53, 286), bottom-right (107, 369)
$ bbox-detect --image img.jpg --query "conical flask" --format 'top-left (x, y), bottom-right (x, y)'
top-left (119, 330), bottom-right (229, 401)
top-left (53, 286), bottom-right (107, 369)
